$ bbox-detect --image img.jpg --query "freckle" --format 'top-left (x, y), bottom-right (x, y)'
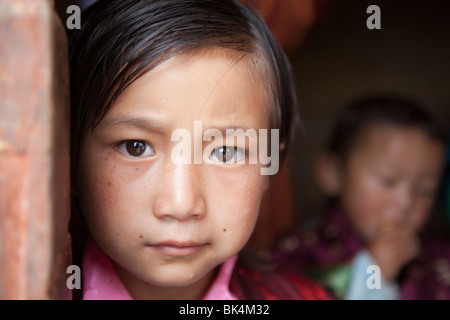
top-left (135, 167), bottom-right (139, 171)
top-left (107, 181), bottom-right (111, 186)
top-left (223, 229), bottom-right (226, 232)
top-left (116, 233), bottom-right (119, 236)
top-left (104, 157), bottom-right (108, 162)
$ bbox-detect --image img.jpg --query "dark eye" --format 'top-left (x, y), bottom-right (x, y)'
top-left (380, 176), bottom-right (397, 188)
top-left (210, 146), bottom-right (245, 164)
top-left (116, 140), bottom-right (155, 158)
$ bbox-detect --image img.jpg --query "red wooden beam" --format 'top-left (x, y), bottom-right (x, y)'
top-left (0, 0), bottom-right (71, 300)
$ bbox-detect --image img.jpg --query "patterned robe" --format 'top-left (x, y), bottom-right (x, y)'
top-left (230, 261), bottom-right (333, 300)
top-left (270, 208), bottom-right (450, 300)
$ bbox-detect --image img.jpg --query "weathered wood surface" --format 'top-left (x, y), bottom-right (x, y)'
top-left (0, 0), bottom-right (71, 299)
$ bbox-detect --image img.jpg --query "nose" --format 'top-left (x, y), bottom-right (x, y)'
top-left (153, 162), bottom-right (206, 221)
top-left (390, 186), bottom-right (414, 222)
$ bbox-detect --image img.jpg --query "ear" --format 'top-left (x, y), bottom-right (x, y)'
top-left (314, 152), bottom-right (342, 196)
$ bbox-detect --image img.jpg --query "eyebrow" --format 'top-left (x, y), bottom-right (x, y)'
top-left (206, 126), bottom-right (260, 137)
top-left (99, 115), bottom-right (260, 136)
top-left (98, 115), bottom-right (167, 133)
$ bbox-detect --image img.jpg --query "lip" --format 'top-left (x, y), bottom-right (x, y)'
top-left (147, 241), bottom-right (208, 257)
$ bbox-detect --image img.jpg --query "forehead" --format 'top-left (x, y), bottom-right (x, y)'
top-left (353, 124), bottom-right (445, 173)
top-left (104, 48), bottom-right (272, 129)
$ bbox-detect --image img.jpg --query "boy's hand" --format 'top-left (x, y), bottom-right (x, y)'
top-left (367, 223), bottom-right (420, 282)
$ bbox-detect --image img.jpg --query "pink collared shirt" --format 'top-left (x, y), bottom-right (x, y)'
top-left (82, 239), bottom-right (238, 300)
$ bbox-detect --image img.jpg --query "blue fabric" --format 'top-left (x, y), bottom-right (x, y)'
top-left (345, 249), bottom-right (400, 300)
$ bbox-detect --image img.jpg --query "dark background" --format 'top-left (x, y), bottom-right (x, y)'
top-left (289, 0), bottom-right (450, 227)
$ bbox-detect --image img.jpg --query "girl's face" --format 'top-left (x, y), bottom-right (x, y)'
top-left (77, 50), bottom-right (271, 299)
top-left (338, 125), bottom-right (444, 243)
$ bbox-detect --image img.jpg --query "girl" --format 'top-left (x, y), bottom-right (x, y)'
top-left (271, 95), bottom-right (450, 299)
top-left (68, 0), bottom-right (331, 300)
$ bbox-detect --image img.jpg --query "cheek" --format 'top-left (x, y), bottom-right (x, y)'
top-left (340, 171), bottom-right (389, 235)
top-left (210, 170), bottom-right (267, 245)
top-left (410, 201), bottom-right (433, 231)
top-left (77, 150), bottom-right (137, 237)
top-left (77, 156), bottom-right (109, 232)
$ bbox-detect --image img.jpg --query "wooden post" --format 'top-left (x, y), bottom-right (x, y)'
top-left (0, 0), bottom-right (71, 299)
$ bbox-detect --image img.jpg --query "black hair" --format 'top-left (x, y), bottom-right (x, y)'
top-left (326, 94), bottom-right (447, 159)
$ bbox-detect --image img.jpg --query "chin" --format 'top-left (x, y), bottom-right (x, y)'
top-left (143, 269), bottom-right (204, 287)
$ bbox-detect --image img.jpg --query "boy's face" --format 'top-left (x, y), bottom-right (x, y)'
top-left (77, 49), bottom-right (271, 297)
top-left (338, 124), bottom-right (444, 243)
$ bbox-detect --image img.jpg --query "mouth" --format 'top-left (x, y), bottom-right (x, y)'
top-left (147, 241), bottom-right (208, 257)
